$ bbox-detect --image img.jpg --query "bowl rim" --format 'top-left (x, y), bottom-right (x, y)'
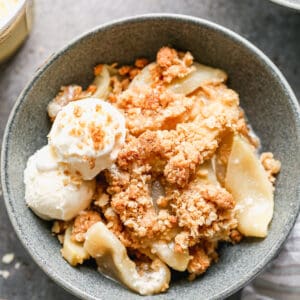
top-left (1, 13), bottom-right (300, 300)
top-left (269, 0), bottom-right (300, 10)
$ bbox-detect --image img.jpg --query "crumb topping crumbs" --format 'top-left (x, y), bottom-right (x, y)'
top-left (88, 122), bottom-right (105, 151)
top-left (260, 152), bottom-right (281, 184)
top-left (47, 47), bottom-right (280, 289)
top-left (52, 220), bottom-right (71, 234)
top-left (151, 47), bottom-right (194, 83)
top-left (73, 105), bottom-right (82, 118)
top-left (94, 64), bottom-right (103, 76)
top-left (118, 65), bottom-right (132, 76)
top-left (135, 58), bottom-right (149, 69)
top-left (82, 156), bottom-right (96, 170)
top-left (69, 127), bottom-right (83, 137)
top-left (71, 210), bottom-right (102, 242)
top-left (95, 104), bottom-right (102, 112)
top-left (115, 86), bottom-right (194, 136)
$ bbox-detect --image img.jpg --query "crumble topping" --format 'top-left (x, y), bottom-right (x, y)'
top-left (45, 47), bottom-right (281, 293)
top-left (71, 210), bottom-right (102, 242)
top-left (115, 86), bottom-right (194, 136)
top-left (260, 152), bottom-right (281, 184)
top-left (88, 122), bottom-right (105, 151)
top-left (94, 64), bottom-right (103, 76)
top-left (152, 47), bottom-right (195, 83)
top-left (73, 105), bottom-right (82, 118)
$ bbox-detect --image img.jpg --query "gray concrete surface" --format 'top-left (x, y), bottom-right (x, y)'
top-left (0, 0), bottom-right (299, 299)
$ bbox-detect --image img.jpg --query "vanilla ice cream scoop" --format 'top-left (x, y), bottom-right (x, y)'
top-left (48, 98), bottom-right (126, 180)
top-left (24, 145), bottom-right (95, 221)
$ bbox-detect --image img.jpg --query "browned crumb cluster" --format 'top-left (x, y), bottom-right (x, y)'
top-left (260, 152), bottom-right (281, 184)
top-left (115, 86), bottom-right (194, 136)
top-left (152, 47), bottom-right (194, 83)
top-left (52, 47), bottom-right (280, 282)
top-left (88, 122), bottom-right (105, 151)
top-left (52, 220), bottom-right (71, 244)
top-left (52, 220), bottom-right (71, 234)
top-left (117, 83), bottom-right (241, 187)
top-left (71, 210), bottom-right (102, 242)
top-left (187, 243), bottom-right (216, 280)
top-left (108, 58), bottom-right (150, 103)
top-left (96, 48), bottom-right (247, 277)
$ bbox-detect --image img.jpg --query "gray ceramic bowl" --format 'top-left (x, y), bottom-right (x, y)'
top-left (1, 14), bottom-right (300, 300)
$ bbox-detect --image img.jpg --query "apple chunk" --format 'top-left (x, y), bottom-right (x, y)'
top-left (225, 136), bottom-right (274, 237)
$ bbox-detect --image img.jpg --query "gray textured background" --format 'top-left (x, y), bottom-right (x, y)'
top-left (0, 0), bottom-right (299, 299)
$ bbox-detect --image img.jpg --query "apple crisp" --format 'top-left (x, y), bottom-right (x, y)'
top-left (37, 47), bottom-right (280, 295)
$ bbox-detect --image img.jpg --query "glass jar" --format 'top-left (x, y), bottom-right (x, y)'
top-left (0, 0), bottom-right (33, 63)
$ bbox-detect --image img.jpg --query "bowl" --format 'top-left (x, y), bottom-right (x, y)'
top-left (270, 0), bottom-right (300, 10)
top-left (0, 0), bottom-right (33, 63)
top-left (1, 14), bottom-right (300, 300)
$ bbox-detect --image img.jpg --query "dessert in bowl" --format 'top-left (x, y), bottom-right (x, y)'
top-left (2, 15), bottom-right (300, 300)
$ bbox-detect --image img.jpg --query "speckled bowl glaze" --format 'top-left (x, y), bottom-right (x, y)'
top-left (1, 14), bottom-right (300, 300)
